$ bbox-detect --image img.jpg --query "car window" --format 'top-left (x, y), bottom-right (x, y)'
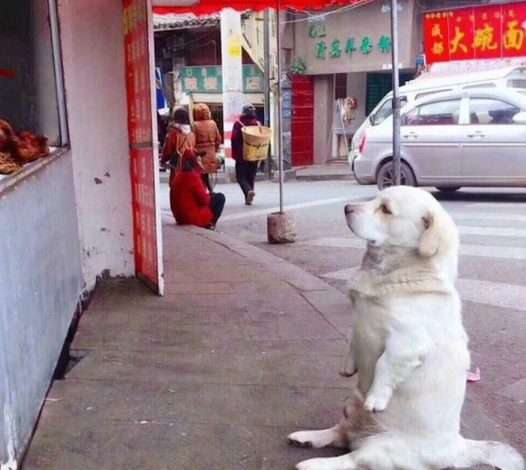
top-left (469, 98), bottom-right (521, 124)
top-left (415, 89), bottom-right (451, 100)
top-left (372, 96), bottom-right (407, 125)
top-left (463, 82), bottom-right (496, 89)
top-left (403, 99), bottom-right (461, 126)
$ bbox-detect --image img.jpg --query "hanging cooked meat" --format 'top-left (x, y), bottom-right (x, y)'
top-left (0, 119), bottom-right (15, 152)
top-left (0, 119), bottom-right (50, 165)
top-left (11, 131), bottom-right (50, 163)
top-left (0, 151), bottom-right (22, 175)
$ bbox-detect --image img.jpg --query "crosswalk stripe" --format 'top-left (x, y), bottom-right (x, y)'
top-left (458, 226), bottom-right (526, 237)
top-left (457, 279), bottom-right (526, 312)
top-left (450, 212), bottom-right (526, 222)
top-left (468, 202), bottom-right (526, 209)
top-left (320, 267), bottom-right (526, 312)
top-left (220, 197), bottom-right (351, 222)
top-left (298, 237), bottom-right (526, 260)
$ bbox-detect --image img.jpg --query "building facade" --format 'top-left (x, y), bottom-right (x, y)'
top-left (289, 0), bottom-right (526, 166)
top-left (290, 0), bottom-right (421, 165)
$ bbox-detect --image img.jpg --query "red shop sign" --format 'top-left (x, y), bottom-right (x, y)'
top-left (424, 1), bottom-right (526, 64)
top-left (123, 0), bottom-right (163, 294)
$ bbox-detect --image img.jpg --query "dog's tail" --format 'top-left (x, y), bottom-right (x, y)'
top-left (453, 439), bottom-right (524, 470)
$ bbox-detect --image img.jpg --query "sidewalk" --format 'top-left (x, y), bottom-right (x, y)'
top-left (24, 223), bottom-right (504, 469)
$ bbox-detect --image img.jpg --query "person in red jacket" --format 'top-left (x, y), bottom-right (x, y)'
top-left (170, 148), bottom-right (225, 230)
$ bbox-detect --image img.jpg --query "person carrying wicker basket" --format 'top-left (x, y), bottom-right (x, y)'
top-left (231, 103), bottom-right (259, 205)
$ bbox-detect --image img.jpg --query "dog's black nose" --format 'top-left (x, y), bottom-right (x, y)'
top-left (344, 205), bottom-right (354, 215)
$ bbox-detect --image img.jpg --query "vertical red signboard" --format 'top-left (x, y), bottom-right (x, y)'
top-left (123, 0), bottom-right (164, 294)
top-left (424, 1), bottom-right (526, 64)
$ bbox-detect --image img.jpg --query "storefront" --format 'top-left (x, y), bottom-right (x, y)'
top-left (291, 0), bottom-right (420, 164)
top-left (0, 0), bottom-right (161, 465)
top-left (0, 0), bottom-right (402, 465)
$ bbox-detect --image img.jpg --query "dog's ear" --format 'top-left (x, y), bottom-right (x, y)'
top-left (418, 210), bottom-right (458, 258)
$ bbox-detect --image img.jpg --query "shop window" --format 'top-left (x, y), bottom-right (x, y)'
top-left (0, 0), bottom-right (67, 176)
top-left (366, 72), bottom-right (412, 115)
top-left (334, 73), bottom-right (347, 100)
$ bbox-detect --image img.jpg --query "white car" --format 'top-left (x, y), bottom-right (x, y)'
top-left (348, 65), bottom-right (526, 172)
top-left (353, 88), bottom-right (526, 190)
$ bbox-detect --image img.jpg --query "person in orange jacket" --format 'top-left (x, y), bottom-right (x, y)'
top-left (170, 148), bottom-right (225, 230)
top-left (161, 107), bottom-right (195, 186)
top-left (193, 103), bottom-right (222, 193)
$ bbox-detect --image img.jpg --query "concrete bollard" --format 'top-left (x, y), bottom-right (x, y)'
top-left (267, 212), bottom-right (296, 244)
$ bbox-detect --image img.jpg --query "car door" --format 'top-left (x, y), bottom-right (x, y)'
top-left (462, 97), bottom-right (526, 182)
top-left (401, 98), bottom-right (464, 184)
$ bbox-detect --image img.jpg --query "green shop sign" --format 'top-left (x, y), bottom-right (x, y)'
top-left (313, 33), bottom-right (392, 60)
top-left (181, 65), bottom-right (264, 94)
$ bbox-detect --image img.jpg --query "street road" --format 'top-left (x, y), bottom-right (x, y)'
top-left (160, 179), bottom-right (526, 454)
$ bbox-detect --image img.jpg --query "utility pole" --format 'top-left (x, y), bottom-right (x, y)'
top-left (276, 6), bottom-right (284, 213)
top-left (390, 0), bottom-right (401, 186)
top-left (220, 9), bottom-right (244, 162)
top-left (266, 4), bottom-right (296, 244)
top-left (263, 9), bottom-right (272, 180)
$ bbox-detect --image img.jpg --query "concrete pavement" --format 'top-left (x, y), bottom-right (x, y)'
top-left (24, 220), bottom-right (510, 469)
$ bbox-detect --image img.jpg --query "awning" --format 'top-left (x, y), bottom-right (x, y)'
top-left (154, 0), bottom-right (367, 15)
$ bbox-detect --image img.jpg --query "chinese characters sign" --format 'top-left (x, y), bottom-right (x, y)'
top-left (123, 0), bottom-right (162, 293)
top-left (181, 65), bottom-right (264, 93)
top-left (312, 32), bottom-right (392, 60)
top-left (424, 2), bottom-right (526, 64)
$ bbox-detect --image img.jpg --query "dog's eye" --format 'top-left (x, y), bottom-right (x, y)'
top-left (380, 204), bottom-right (391, 215)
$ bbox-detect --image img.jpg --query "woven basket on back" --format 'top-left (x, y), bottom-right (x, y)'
top-left (241, 126), bottom-right (272, 161)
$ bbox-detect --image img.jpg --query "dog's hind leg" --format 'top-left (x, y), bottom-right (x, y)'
top-left (295, 452), bottom-right (358, 470)
top-left (288, 421), bottom-right (349, 449)
top-left (294, 438), bottom-right (410, 470)
top-left (450, 439), bottom-right (524, 470)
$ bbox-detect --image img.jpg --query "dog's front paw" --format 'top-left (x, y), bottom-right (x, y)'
top-left (339, 364), bottom-right (357, 378)
top-left (288, 431), bottom-right (314, 448)
top-left (364, 387), bottom-right (392, 412)
top-left (295, 458), bottom-right (328, 470)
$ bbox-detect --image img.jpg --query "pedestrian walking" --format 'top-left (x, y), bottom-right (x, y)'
top-left (161, 107), bottom-right (195, 186)
top-left (193, 103), bottom-right (222, 192)
top-left (231, 103), bottom-right (259, 205)
top-left (170, 148), bottom-right (225, 231)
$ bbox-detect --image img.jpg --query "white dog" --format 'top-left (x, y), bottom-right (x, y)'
top-left (288, 186), bottom-right (523, 470)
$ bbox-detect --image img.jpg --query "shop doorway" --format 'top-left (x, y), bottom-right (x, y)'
top-left (291, 75), bottom-right (314, 167)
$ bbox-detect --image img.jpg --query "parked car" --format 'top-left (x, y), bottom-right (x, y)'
top-left (348, 65), bottom-right (526, 169)
top-left (352, 88), bottom-right (526, 190)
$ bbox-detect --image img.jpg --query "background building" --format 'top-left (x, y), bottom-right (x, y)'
top-left (153, 10), bottom-right (278, 136)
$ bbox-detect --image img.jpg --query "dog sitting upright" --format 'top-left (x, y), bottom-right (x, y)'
top-left (288, 186), bottom-right (523, 470)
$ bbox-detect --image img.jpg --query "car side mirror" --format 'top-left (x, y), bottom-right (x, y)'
top-left (512, 111), bottom-right (526, 124)
top-left (369, 114), bottom-right (375, 125)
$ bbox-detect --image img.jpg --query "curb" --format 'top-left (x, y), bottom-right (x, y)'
top-left (296, 174), bottom-right (353, 182)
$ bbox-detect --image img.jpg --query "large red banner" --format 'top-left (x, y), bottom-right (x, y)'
top-left (424, 1), bottom-right (526, 64)
top-left (123, 0), bottom-right (161, 292)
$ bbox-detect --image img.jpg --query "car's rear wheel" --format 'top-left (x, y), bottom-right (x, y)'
top-left (436, 186), bottom-right (461, 193)
top-left (376, 160), bottom-right (416, 190)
